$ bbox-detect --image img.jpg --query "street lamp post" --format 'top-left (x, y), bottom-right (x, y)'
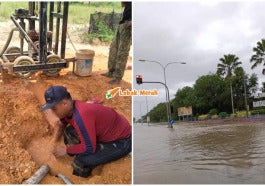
top-left (145, 96), bottom-right (150, 125)
top-left (139, 102), bottom-right (143, 125)
top-left (139, 59), bottom-right (186, 125)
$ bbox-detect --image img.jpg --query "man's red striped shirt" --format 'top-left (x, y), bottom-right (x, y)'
top-left (62, 100), bottom-right (131, 155)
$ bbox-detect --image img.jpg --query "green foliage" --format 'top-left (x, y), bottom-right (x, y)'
top-left (0, 2), bottom-right (121, 43)
top-left (219, 112), bottom-right (227, 119)
top-left (198, 114), bottom-right (209, 121)
top-left (172, 86), bottom-right (194, 107)
top-left (217, 54), bottom-right (242, 79)
top-left (235, 111), bottom-right (248, 118)
top-left (147, 103), bottom-right (167, 123)
top-left (208, 108), bottom-right (218, 116)
top-left (171, 86), bottom-right (194, 120)
top-left (143, 46), bottom-right (260, 119)
top-left (0, 2), bottom-right (121, 42)
top-left (69, 2), bottom-right (121, 9)
top-left (0, 2), bottom-right (28, 21)
top-left (230, 113), bottom-right (236, 119)
top-left (193, 74), bottom-right (226, 114)
top-left (151, 68), bottom-right (259, 119)
top-left (68, 2), bottom-right (121, 24)
top-left (83, 21), bottom-right (115, 42)
top-left (232, 67), bottom-right (246, 110)
top-left (251, 108), bottom-right (265, 115)
top-left (249, 73), bottom-right (258, 94)
top-left (211, 114), bottom-right (219, 119)
top-left (250, 39), bottom-right (265, 70)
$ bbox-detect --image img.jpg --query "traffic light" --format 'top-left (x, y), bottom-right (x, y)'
top-left (136, 75), bottom-right (143, 84)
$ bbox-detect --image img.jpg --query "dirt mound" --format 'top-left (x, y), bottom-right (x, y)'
top-left (0, 70), bottom-right (132, 184)
top-left (0, 17), bottom-right (132, 183)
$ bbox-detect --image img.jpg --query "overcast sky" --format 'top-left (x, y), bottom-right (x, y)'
top-left (133, 1), bottom-right (265, 120)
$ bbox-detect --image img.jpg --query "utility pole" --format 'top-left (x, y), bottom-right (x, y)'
top-left (145, 96), bottom-right (150, 125)
top-left (139, 102), bottom-right (143, 125)
top-left (230, 80), bottom-right (235, 115)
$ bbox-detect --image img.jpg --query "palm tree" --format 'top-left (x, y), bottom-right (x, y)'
top-left (217, 54), bottom-right (242, 114)
top-left (250, 39), bottom-right (265, 70)
top-left (217, 54), bottom-right (242, 79)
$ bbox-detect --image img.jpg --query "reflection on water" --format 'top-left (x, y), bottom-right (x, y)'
top-left (134, 123), bottom-right (265, 184)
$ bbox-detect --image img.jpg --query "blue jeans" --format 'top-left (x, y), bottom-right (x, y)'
top-left (64, 126), bottom-right (131, 177)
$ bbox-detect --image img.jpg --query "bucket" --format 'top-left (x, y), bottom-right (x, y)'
top-left (74, 49), bottom-right (95, 76)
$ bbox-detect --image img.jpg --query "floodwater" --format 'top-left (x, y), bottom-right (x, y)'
top-left (134, 122), bottom-right (265, 184)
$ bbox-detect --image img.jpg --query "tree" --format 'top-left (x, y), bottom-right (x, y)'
top-left (250, 39), bottom-right (265, 69)
top-left (171, 86), bottom-right (195, 120)
top-left (149, 70), bottom-right (259, 120)
top-left (217, 54), bottom-right (242, 114)
top-left (217, 54), bottom-right (242, 79)
top-left (173, 86), bottom-right (194, 106)
top-left (248, 73), bottom-right (258, 95)
top-left (232, 67), bottom-right (246, 111)
top-left (193, 74), bottom-right (227, 114)
top-left (246, 73), bottom-right (258, 110)
top-left (147, 103), bottom-right (167, 123)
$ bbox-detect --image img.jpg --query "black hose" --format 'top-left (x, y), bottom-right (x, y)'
top-left (0, 28), bottom-right (18, 57)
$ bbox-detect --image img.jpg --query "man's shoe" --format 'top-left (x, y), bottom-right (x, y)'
top-left (72, 160), bottom-right (92, 178)
top-left (108, 78), bottom-right (121, 84)
top-left (101, 72), bottom-right (113, 78)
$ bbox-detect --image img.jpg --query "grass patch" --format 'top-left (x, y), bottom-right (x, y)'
top-left (82, 20), bottom-right (115, 43)
top-left (68, 2), bottom-right (121, 24)
top-left (0, 2), bottom-right (121, 23)
top-left (0, 2), bottom-right (28, 21)
top-left (0, 2), bottom-right (122, 43)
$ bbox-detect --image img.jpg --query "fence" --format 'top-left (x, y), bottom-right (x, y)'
top-left (88, 11), bottom-right (121, 34)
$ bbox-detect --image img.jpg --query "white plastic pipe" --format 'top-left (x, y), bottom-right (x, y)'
top-left (23, 164), bottom-right (49, 184)
top-left (56, 173), bottom-right (72, 184)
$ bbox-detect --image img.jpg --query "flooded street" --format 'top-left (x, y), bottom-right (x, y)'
top-left (134, 122), bottom-right (265, 184)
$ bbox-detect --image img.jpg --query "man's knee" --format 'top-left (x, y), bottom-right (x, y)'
top-left (119, 136), bottom-right (132, 155)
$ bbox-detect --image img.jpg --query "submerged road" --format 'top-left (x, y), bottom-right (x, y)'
top-left (134, 122), bottom-right (265, 184)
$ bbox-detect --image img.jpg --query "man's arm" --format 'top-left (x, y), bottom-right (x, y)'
top-left (53, 120), bottom-right (66, 142)
top-left (66, 108), bottom-right (97, 155)
top-left (52, 120), bottom-right (67, 158)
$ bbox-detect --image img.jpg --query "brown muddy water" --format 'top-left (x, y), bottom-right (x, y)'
top-left (134, 122), bottom-right (265, 184)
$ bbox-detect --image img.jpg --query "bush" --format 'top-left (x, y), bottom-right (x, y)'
top-left (219, 112), bottom-right (227, 119)
top-left (198, 114), bottom-right (209, 121)
top-left (251, 108), bottom-right (265, 115)
top-left (230, 113), bottom-right (236, 119)
top-left (84, 21), bottom-right (115, 43)
top-left (235, 111), bottom-right (247, 118)
top-left (208, 108), bottom-right (218, 116)
top-left (211, 114), bottom-right (218, 119)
